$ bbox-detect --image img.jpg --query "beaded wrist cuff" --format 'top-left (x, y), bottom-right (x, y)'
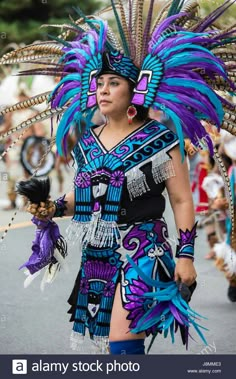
top-left (53, 195), bottom-right (67, 218)
top-left (175, 222), bottom-right (198, 261)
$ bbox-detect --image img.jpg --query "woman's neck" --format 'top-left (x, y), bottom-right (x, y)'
top-left (106, 115), bottom-right (145, 133)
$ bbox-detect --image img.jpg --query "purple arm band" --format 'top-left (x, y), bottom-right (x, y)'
top-left (53, 194), bottom-right (67, 218)
top-left (175, 222), bottom-right (198, 261)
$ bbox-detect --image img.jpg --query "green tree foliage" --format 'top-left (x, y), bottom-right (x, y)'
top-left (0, 0), bottom-right (107, 50)
top-left (199, 0), bottom-right (236, 27)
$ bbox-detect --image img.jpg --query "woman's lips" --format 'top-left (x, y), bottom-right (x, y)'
top-left (99, 100), bottom-right (111, 105)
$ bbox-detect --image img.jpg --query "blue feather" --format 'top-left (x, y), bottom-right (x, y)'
top-left (164, 78), bottom-right (224, 121)
top-left (153, 102), bottom-right (185, 159)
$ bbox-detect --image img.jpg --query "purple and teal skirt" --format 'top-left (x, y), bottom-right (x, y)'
top-left (68, 219), bottom-right (206, 353)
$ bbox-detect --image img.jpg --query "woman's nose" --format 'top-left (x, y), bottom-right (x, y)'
top-left (100, 83), bottom-right (109, 94)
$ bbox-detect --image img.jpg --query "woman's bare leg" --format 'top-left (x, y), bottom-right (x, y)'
top-left (109, 284), bottom-right (145, 341)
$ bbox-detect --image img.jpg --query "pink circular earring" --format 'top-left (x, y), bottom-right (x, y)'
top-left (127, 105), bottom-right (137, 124)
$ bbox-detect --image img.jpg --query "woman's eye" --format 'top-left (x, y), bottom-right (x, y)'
top-left (110, 81), bottom-right (119, 86)
top-left (97, 82), bottom-right (103, 87)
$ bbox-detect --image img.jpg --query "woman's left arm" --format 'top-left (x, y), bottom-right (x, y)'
top-left (165, 145), bottom-right (197, 286)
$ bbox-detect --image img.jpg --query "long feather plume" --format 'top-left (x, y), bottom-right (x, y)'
top-left (131, 0), bottom-right (138, 39)
top-left (117, 0), bottom-right (130, 48)
top-left (0, 53), bottom-right (62, 65)
top-left (111, 0), bottom-right (130, 55)
top-left (17, 68), bottom-right (66, 77)
top-left (135, 0), bottom-right (145, 66)
top-left (192, 0), bottom-right (236, 33)
top-left (0, 92), bottom-right (50, 117)
top-left (221, 115), bottom-right (236, 136)
top-left (167, 0), bottom-right (185, 17)
top-left (141, 0), bottom-right (155, 62)
top-left (0, 44), bottom-right (63, 63)
top-left (127, 0), bottom-right (136, 59)
top-left (213, 147), bottom-right (234, 236)
top-left (182, 0), bottom-right (199, 13)
top-left (151, 0), bottom-right (173, 34)
top-left (0, 106), bottom-right (66, 141)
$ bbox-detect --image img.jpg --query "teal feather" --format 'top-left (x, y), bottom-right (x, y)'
top-left (165, 54), bottom-right (225, 76)
top-left (159, 314), bottom-right (175, 330)
top-left (162, 42), bottom-right (218, 60)
top-left (59, 89), bottom-right (79, 105)
top-left (74, 48), bottom-right (91, 61)
top-left (131, 308), bottom-right (168, 333)
top-left (164, 328), bottom-right (168, 339)
top-left (171, 298), bottom-right (197, 318)
top-left (170, 321), bottom-right (175, 343)
top-left (163, 79), bottom-right (224, 121)
top-left (126, 255), bottom-right (174, 288)
top-left (72, 6), bottom-right (87, 20)
top-left (178, 296), bottom-right (208, 320)
top-left (56, 102), bottom-right (79, 155)
top-left (156, 92), bottom-right (217, 122)
top-left (85, 34), bottom-right (96, 55)
top-left (209, 36), bottom-right (236, 50)
top-left (52, 74), bottom-right (81, 92)
top-left (153, 102), bottom-right (185, 159)
top-left (47, 33), bottom-right (71, 48)
top-left (190, 319), bottom-right (208, 345)
top-left (86, 19), bottom-right (106, 52)
top-left (143, 284), bottom-right (177, 297)
top-left (167, 0), bottom-right (185, 17)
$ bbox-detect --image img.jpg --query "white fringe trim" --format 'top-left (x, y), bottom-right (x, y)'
top-left (66, 219), bottom-right (120, 248)
top-left (126, 167), bottom-right (150, 201)
top-left (151, 152), bottom-right (175, 184)
top-left (126, 152), bottom-right (175, 201)
top-left (70, 331), bottom-right (109, 354)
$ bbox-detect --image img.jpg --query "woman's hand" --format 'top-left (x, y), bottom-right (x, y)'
top-left (26, 200), bottom-right (56, 219)
top-left (174, 258), bottom-right (197, 286)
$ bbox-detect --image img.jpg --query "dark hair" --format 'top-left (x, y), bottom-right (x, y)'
top-left (128, 81), bottom-right (149, 121)
top-left (134, 105), bottom-right (149, 121)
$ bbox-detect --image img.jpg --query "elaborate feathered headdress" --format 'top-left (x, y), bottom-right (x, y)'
top-left (1, 0), bottom-right (236, 231)
top-left (1, 0), bottom-right (236, 154)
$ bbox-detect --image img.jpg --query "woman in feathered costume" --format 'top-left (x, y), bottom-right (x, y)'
top-left (1, 0), bottom-right (236, 354)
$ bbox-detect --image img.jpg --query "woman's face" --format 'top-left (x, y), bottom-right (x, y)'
top-left (96, 74), bottom-right (131, 118)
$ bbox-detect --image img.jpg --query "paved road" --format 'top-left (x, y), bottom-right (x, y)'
top-left (0, 196), bottom-right (236, 356)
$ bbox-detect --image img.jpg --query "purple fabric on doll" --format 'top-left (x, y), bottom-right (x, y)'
top-left (19, 216), bottom-right (61, 275)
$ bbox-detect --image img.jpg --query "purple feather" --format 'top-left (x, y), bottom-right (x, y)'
top-left (156, 97), bottom-right (214, 153)
top-left (160, 82), bottom-right (221, 125)
top-left (169, 303), bottom-right (185, 325)
top-left (151, 13), bottom-right (187, 43)
top-left (138, 302), bottom-right (167, 325)
top-left (193, 0), bottom-right (236, 32)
